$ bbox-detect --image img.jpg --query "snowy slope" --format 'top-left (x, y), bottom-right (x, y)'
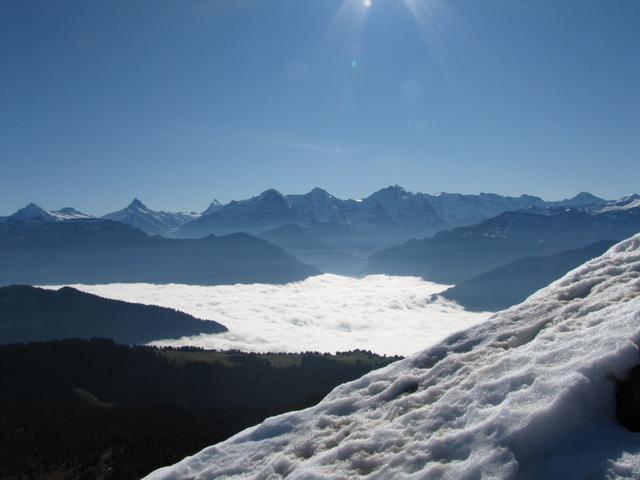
top-left (2, 203), bottom-right (93, 222)
top-left (50, 207), bottom-right (93, 220)
top-left (599, 195), bottom-right (640, 213)
top-left (103, 199), bottom-right (197, 235)
top-left (145, 233), bottom-right (640, 480)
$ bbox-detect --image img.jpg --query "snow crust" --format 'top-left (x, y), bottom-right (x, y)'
top-left (145, 233), bottom-right (640, 479)
top-left (47, 275), bottom-right (487, 356)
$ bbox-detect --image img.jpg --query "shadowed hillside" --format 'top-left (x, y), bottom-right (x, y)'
top-left (0, 218), bottom-right (320, 286)
top-left (441, 240), bottom-right (616, 311)
top-left (0, 340), bottom-right (400, 480)
top-left (0, 285), bottom-right (227, 345)
top-left (367, 208), bottom-right (640, 283)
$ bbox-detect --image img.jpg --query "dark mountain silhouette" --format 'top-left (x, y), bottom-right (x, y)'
top-left (258, 224), bottom-right (366, 275)
top-left (0, 339), bottom-right (399, 480)
top-left (441, 240), bottom-right (616, 311)
top-left (0, 285), bottom-right (227, 344)
top-left (550, 191), bottom-right (607, 208)
top-left (366, 207), bottom-right (640, 284)
top-left (0, 218), bottom-right (320, 286)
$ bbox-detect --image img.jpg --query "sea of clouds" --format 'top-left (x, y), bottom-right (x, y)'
top-left (145, 235), bottom-right (640, 480)
top-left (48, 274), bottom-right (489, 356)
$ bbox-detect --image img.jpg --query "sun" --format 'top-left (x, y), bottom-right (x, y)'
top-left (363, 0), bottom-right (372, 7)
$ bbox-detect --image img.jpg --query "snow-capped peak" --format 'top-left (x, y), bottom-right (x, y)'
top-left (4, 203), bottom-right (93, 222)
top-left (50, 207), bottom-right (93, 220)
top-left (146, 233), bottom-right (640, 479)
top-left (103, 199), bottom-right (198, 235)
top-left (598, 194), bottom-right (640, 213)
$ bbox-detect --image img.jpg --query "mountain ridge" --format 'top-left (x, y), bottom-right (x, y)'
top-left (0, 285), bottom-right (227, 344)
top-left (366, 205), bottom-right (640, 283)
top-left (0, 218), bottom-right (320, 286)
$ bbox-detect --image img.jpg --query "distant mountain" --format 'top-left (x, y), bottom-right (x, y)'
top-left (6, 189), bottom-right (634, 254)
top-left (285, 188), bottom-right (348, 224)
top-left (176, 186), bottom-right (554, 250)
top-left (366, 206), bottom-right (640, 284)
top-left (52, 207), bottom-right (93, 220)
top-left (0, 285), bottom-right (227, 344)
top-left (258, 224), bottom-right (366, 275)
top-left (201, 199), bottom-right (223, 216)
top-left (2, 203), bottom-right (93, 223)
top-left (103, 199), bottom-right (197, 236)
top-left (178, 189), bottom-right (298, 238)
top-left (598, 194), bottom-right (640, 213)
top-left (0, 219), bottom-right (320, 286)
top-left (423, 192), bottom-right (545, 227)
top-left (441, 240), bottom-right (616, 311)
top-left (550, 191), bottom-right (607, 208)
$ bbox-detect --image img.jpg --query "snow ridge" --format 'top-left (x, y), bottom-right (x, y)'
top-left (145, 233), bottom-right (640, 480)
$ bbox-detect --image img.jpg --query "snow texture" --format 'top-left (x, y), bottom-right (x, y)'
top-left (145, 233), bottom-right (640, 480)
top-left (48, 275), bottom-right (487, 356)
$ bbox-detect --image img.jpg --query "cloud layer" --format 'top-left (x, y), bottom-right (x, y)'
top-left (49, 275), bottom-right (489, 356)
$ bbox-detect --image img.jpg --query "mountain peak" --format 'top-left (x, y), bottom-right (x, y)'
top-left (381, 185), bottom-right (408, 193)
top-left (22, 202), bottom-right (46, 212)
top-left (202, 199), bottom-right (223, 216)
top-left (308, 187), bottom-right (332, 197)
top-left (257, 189), bottom-right (287, 202)
top-left (573, 192), bottom-right (601, 201)
top-left (11, 203), bottom-right (55, 221)
top-left (558, 192), bottom-right (606, 207)
top-left (128, 198), bottom-right (147, 209)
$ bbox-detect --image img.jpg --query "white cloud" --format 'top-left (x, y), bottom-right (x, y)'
top-left (46, 274), bottom-right (488, 356)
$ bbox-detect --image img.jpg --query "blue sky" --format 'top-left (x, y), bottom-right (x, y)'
top-left (1, 0), bottom-right (639, 215)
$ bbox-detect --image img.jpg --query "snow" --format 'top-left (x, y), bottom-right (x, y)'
top-left (599, 197), bottom-right (640, 213)
top-left (4, 203), bottom-right (92, 222)
top-left (43, 275), bottom-right (488, 356)
top-left (145, 233), bottom-right (640, 480)
top-left (102, 199), bottom-right (197, 234)
top-left (50, 207), bottom-right (93, 220)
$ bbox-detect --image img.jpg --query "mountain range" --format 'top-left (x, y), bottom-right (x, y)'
top-left (4, 187), bottom-right (623, 248)
top-left (175, 187), bottom-right (611, 246)
top-left (2, 189), bottom-right (637, 282)
top-left (0, 218), bottom-right (319, 286)
top-left (366, 204), bottom-right (640, 284)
